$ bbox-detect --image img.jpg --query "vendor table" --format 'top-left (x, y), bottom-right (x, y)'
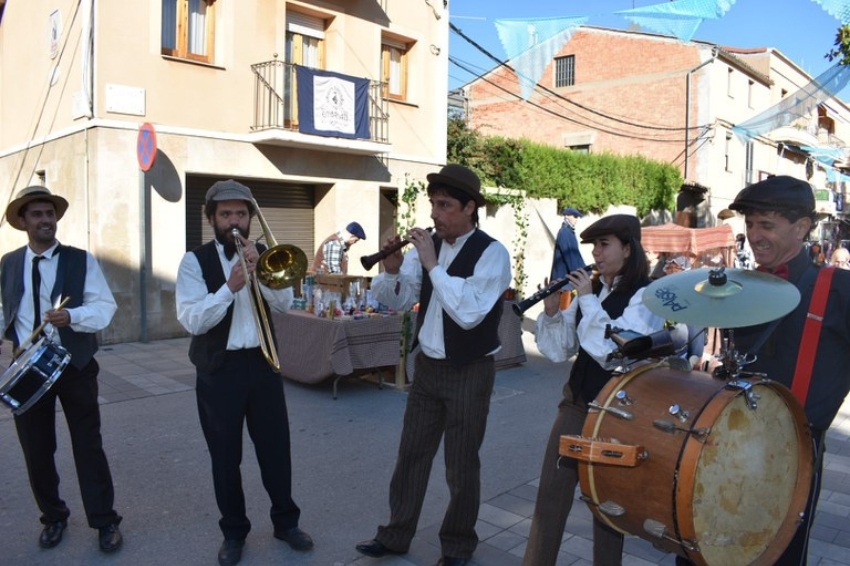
top-left (273, 301), bottom-right (526, 397)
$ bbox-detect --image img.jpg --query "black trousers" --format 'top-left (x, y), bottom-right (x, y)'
top-left (14, 357), bottom-right (121, 529)
top-left (376, 353), bottom-right (495, 559)
top-left (195, 348), bottom-right (300, 541)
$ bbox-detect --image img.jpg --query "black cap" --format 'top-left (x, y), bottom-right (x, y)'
top-left (580, 214), bottom-right (641, 243)
top-left (729, 175), bottom-right (815, 214)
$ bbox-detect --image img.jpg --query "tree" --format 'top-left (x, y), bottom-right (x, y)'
top-left (826, 24), bottom-right (850, 65)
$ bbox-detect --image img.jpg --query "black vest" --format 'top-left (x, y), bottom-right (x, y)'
top-left (413, 229), bottom-right (503, 367)
top-left (188, 240), bottom-right (272, 373)
top-left (0, 245), bottom-right (98, 369)
top-left (569, 280), bottom-right (647, 403)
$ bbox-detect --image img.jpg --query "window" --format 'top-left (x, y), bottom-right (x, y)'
top-left (161, 0), bottom-right (216, 63)
top-left (725, 132), bottom-right (733, 171)
top-left (382, 38), bottom-right (409, 100)
top-left (284, 12), bottom-right (326, 125)
top-left (747, 80), bottom-right (754, 108)
top-left (555, 55), bottom-right (575, 88)
top-left (726, 68), bottom-right (734, 98)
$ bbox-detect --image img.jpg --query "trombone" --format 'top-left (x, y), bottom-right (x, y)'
top-left (232, 199), bottom-right (308, 373)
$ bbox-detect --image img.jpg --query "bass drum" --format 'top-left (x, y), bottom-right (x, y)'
top-left (567, 362), bottom-right (813, 566)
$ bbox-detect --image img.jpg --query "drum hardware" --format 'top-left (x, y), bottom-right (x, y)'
top-left (726, 379), bottom-right (763, 410)
top-left (587, 401), bottom-right (634, 420)
top-left (580, 495), bottom-right (626, 517)
top-left (643, 519), bottom-right (699, 552)
top-left (668, 404), bottom-right (690, 423)
top-left (642, 267), bottom-right (800, 328)
top-left (605, 325), bottom-right (675, 363)
top-left (615, 390), bottom-right (633, 406)
top-left (652, 419), bottom-right (711, 441)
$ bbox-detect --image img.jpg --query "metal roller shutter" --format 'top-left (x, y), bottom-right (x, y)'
top-left (185, 175), bottom-right (316, 265)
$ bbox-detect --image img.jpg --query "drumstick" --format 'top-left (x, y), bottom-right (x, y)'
top-left (13, 296), bottom-right (71, 358)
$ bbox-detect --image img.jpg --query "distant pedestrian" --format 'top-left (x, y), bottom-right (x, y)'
top-left (550, 207), bottom-right (586, 280)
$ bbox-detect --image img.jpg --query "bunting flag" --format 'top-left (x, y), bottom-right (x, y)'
top-left (732, 63), bottom-right (850, 142)
top-left (615, 0), bottom-right (738, 41)
top-left (295, 66), bottom-right (370, 139)
top-left (813, 0), bottom-right (850, 24)
top-left (802, 144), bottom-right (847, 165)
top-left (495, 17), bottom-right (588, 100)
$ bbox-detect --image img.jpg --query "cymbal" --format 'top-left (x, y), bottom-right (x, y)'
top-left (642, 268), bottom-right (800, 328)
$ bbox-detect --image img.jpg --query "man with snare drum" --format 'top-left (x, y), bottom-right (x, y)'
top-left (0, 186), bottom-right (122, 553)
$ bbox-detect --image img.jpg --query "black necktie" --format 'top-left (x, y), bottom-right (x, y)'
top-left (32, 255), bottom-right (44, 332)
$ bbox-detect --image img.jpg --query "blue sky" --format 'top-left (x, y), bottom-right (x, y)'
top-left (448, 0), bottom-right (846, 91)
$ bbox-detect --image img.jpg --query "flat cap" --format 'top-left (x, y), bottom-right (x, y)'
top-left (580, 214), bottom-right (641, 243)
top-left (562, 207), bottom-right (583, 217)
top-left (729, 175), bottom-right (815, 213)
top-left (205, 179), bottom-right (254, 204)
top-left (345, 221), bottom-right (366, 240)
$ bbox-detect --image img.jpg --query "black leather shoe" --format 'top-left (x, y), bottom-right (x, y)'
top-left (355, 538), bottom-right (405, 558)
top-left (39, 521), bottom-right (67, 549)
top-left (274, 527), bottom-right (314, 551)
top-left (218, 539), bottom-right (244, 566)
top-left (436, 557), bottom-right (470, 566)
top-left (98, 523), bottom-right (123, 553)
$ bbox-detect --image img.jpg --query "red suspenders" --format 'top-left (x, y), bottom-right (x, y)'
top-left (791, 267), bottom-right (836, 406)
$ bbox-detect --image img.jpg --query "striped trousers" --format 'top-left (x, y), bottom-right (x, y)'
top-left (376, 353), bottom-right (495, 559)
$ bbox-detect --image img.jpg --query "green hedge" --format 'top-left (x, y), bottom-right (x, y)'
top-left (447, 117), bottom-right (680, 216)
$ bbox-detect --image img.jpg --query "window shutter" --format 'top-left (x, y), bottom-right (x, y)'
top-left (287, 12), bottom-right (325, 40)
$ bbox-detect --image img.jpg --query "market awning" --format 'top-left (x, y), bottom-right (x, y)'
top-left (641, 223), bottom-right (735, 255)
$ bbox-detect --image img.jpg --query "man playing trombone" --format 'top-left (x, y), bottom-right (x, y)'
top-left (176, 180), bottom-right (312, 566)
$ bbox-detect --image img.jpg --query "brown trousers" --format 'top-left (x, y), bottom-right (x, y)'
top-left (376, 353), bottom-right (495, 559)
top-left (523, 383), bottom-right (624, 566)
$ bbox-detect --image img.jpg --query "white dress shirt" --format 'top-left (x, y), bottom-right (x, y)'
top-left (370, 229), bottom-right (512, 359)
top-left (10, 241), bottom-right (117, 349)
top-left (535, 277), bottom-right (665, 371)
top-left (176, 240), bottom-right (293, 350)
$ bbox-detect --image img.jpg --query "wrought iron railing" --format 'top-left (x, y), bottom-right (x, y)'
top-left (250, 60), bottom-right (389, 144)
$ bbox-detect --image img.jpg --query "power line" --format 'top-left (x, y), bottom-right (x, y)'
top-left (450, 22), bottom-right (710, 133)
top-left (450, 56), bottom-right (712, 144)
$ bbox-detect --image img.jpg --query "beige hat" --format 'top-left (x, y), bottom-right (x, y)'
top-left (5, 186), bottom-right (69, 230)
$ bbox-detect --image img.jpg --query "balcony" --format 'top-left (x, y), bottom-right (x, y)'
top-left (249, 60), bottom-right (390, 156)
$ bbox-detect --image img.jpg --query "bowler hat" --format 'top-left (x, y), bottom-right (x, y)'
top-left (562, 207), bottom-right (583, 217)
top-left (5, 186), bottom-right (69, 230)
top-left (346, 221), bottom-right (366, 240)
top-left (729, 176), bottom-right (815, 214)
top-left (426, 164), bottom-right (485, 207)
top-left (580, 214), bottom-right (641, 243)
top-left (205, 179), bottom-right (255, 205)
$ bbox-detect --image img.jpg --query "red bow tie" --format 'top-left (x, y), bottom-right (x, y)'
top-left (756, 264), bottom-right (790, 280)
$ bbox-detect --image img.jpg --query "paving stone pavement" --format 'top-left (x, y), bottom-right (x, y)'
top-left (1, 332), bottom-right (850, 565)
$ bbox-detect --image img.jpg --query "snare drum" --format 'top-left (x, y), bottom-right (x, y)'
top-left (560, 362), bottom-right (813, 566)
top-left (0, 337), bottom-right (71, 415)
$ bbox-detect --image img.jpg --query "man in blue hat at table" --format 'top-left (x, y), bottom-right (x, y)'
top-left (311, 221), bottom-right (367, 274)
